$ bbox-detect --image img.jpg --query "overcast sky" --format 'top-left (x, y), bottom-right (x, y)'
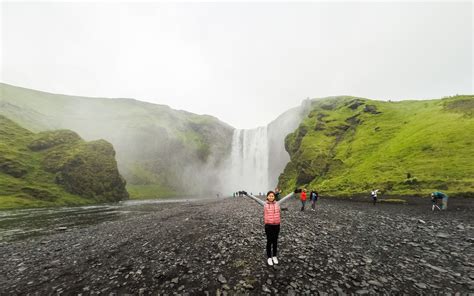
top-left (1, 2), bottom-right (472, 129)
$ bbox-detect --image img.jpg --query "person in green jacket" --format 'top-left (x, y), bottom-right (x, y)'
top-left (431, 191), bottom-right (448, 210)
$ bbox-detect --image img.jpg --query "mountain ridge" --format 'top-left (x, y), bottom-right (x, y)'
top-left (0, 83), bottom-right (234, 198)
top-left (278, 95), bottom-right (474, 197)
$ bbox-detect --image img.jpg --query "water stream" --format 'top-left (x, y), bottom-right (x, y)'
top-left (0, 198), bottom-right (214, 242)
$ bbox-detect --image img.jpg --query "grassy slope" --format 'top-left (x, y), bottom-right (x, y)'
top-left (0, 83), bottom-right (233, 199)
top-left (0, 116), bottom-right (89, 209)
top-left (0, 115), bottom-right (128, 209)
top-left (279, 95), bottom-right (474, 197)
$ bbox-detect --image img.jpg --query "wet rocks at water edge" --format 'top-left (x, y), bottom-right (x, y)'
top-left (0, 197), bottom-right (473, 294)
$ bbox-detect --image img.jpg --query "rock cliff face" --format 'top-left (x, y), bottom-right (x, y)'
top-left (0, 115), bottom-right (128, 208)
top-left (278, 95), bottom-right (474, 197)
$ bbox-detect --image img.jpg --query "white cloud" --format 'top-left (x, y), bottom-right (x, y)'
top-left (1, 2), bottom-right (472, 128)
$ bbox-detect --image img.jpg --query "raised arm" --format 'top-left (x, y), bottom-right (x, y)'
top-left (277, 192), bottom-right (295, 205)
top-left (244, 193), bottom-right (265, 206)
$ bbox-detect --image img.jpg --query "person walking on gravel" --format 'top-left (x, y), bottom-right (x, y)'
top-left (431, 191), bottom-right (448, 210)
top-left (371, 189), bottom-right (379, 205)
top-left (300, 189), bottom-right (307, 211)
top-left (310, 190), bottom-right (318, 211)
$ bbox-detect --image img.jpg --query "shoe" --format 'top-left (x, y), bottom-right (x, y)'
top-left (272, 257), bottom-right (279, 264)
top-left (267, 258), bottom-right (274, 266)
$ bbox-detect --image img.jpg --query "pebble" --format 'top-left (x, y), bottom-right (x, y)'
top-left (368, 280), bottom-right (383, 287)
top-left (217, 274), bottom-right (227, 284)
top-left (415, 282), bottom-right (427, 289)
top-left (262, 285), bottom-right (271, 293)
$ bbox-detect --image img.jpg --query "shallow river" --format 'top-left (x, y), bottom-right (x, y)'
top-left (0, 198), bottom-right (214, 242)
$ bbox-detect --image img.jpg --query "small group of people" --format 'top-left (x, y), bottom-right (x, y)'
top-left (245, 186), bottom-right (450, 267)
top-left (233, 191), bottom-right (248, 197)
top-left (297, 188), bottom-right (319, 211)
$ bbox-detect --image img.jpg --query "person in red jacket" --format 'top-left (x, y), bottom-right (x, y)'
top-left (300, 189), bottom-right (307, 211)
top-left (264, 191), bottom-right (281, 266)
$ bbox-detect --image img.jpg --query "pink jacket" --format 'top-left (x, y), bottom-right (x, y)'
top-left (264, 201), bottom-right (281, 225)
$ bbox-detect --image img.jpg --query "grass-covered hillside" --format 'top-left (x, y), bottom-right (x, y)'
top-left (279, 95), bottom-right (474, 198)
top-left (0, 83), bottom-right (234, 198)
top-left (0, 115), bottom-right (128, 209)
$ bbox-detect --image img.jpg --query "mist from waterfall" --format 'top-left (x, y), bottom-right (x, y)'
top-left (224, 100), bottom-right (310, 195)
top-left (229, 127), bottom-right (269, 194)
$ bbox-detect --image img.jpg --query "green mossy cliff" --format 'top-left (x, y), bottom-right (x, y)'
top-left (0, 115), bottom-right (128, 209)
top-left (278, 95), bottom-right (474, 197)
top-left (0, 83), bottom-right (233, 198)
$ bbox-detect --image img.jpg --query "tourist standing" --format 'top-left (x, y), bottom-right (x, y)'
top-left (300, 189), bottom-right (307, 211)
top-left (275, 187), bottom-right (281, 201)
top-left (264, 191), bottom-right (281, 266)
top-left (310, 190), bottom-right (318, 211)
top-left (371, 189), bottom-right (379, 205)
top-left (431, 191), bottom-right (448, 210)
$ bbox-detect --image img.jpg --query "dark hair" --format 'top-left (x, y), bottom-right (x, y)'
top-left (266, 191), bottom-right (275, 198)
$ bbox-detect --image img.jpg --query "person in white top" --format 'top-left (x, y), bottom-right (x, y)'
top-left (371, 189), bottom-right (379, 205)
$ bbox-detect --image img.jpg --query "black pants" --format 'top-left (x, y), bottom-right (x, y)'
top-left (265, 224), bottom-right (280, 258)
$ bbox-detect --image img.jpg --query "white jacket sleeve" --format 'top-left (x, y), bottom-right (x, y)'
top-left (244, 193), bottom-right (265, 206)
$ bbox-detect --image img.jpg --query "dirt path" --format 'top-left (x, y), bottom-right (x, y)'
top-left (1, 197), bottom-right (473, 295)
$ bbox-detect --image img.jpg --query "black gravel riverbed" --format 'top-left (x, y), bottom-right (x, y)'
top-left (0, 197), bottom-right (473, 295)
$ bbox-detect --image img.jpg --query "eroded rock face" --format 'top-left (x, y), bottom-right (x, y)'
top-left (0, 155), bottom-right (27, 178)
top-left (28, 130), bottom-right (81, 151)
top-left (0, 115), bottom-right (128, 205)
top-left (34, 131), bottom-right (129, 202)
top-left (51, 140), bottom-right (129, 202)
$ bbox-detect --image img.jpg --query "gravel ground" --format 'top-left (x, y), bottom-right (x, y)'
top-left (0, 196), bottom-right (473, 295)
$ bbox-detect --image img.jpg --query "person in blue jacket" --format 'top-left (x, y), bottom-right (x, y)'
top-left (431, 191), bottom-right (448, 210)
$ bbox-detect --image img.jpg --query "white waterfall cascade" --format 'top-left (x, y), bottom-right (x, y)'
top-left (229, 127), bottom-right (269, 194)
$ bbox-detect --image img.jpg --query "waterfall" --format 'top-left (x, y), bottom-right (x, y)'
top-left (223, 100), bottom-right (308, 195)
top-left (229, 127), bottom-right (269, 194)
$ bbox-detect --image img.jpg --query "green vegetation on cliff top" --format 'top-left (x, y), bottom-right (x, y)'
top-left (279, 95), bottom-right (474, 197)
top-left (0, 83), bottom-right (233, 198)
top-left (0, 115), bottom-right (128, 209)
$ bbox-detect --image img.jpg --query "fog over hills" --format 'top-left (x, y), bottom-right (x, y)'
top-left (1, 83), bottom-right (473, 199)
